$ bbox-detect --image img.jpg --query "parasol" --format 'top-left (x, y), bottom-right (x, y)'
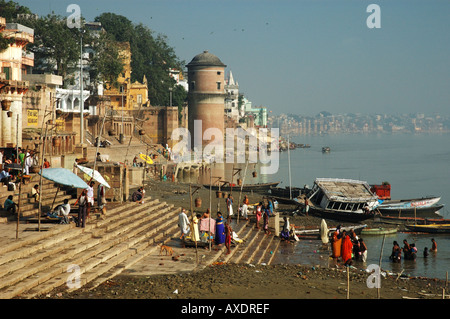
top-left (139, 153), bottom-right (154, 164)
top-left (39, 168), bottom-right (89, 189)
top-left (5, 163), bottom-right (22, 171)
top-left (76, 165), bottom-right (111, 188)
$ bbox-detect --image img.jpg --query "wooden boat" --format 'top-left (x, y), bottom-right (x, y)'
top-left (295, 224), bottom-right (366, 236)
top-left (269, 186), bottom-right (304, 198)
top-left (360, 227), bottom-right (397, 236)
top-left (377, 215), bottom-right (450, 225)
top-left (203, 181), bottom-right (280, 192)
top-left (299, 178), bottom-right (380, 223)
top-left (405, 224), bottom-right (450, 234)
top-left (377, 197), bottom-right (443, 217)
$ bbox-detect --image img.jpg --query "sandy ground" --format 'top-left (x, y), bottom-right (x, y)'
top-left (31, 179), bottom-right (450, 303)
top-left (54, 263), bottom-right (447, 300)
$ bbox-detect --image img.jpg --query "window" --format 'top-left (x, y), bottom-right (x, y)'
top-left (190, 81), bottom-right (195, 90)
top-left (217, 82), bottom-right (221, 90)
top-left (137, 94), bottom-right (142, 104)
top-left (217, 71), bottom-right (221, 75)
top-left (3, 67), bottom-right (11, 80)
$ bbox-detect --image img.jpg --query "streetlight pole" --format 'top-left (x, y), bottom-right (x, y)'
top-left (79, 30), bottom-right (84, 146)
top-left (121, 85), bottom-right (124, 144)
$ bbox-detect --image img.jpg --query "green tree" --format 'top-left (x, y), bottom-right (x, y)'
top-left (0, 0), bottom-right (32, 52)
top-left (88, 31), bottom-right (124, 90)
top-left (14, 13), bottom-right (123, 89)
top-left (0, 0), bottom-right (32, 21)
top-left (15, 14), bottom-right (81, 85)
top-left (95, 13), bottom-right (187, 106)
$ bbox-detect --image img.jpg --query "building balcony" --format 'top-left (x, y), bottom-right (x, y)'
top-left (3, 23), bottom-right (34, 45)
top-left (0, 78), bottom-right (29, 94)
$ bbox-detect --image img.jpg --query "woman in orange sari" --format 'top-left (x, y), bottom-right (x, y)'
top-left (331, 230), bottom-right (342, 259)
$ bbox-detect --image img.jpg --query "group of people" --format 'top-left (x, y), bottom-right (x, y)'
top-left (178, 208), bottom-right (234, 254)
top-left (0, 148), bottom-right (44, 188)
top-left (331, 226), bottom-right (368, 266)
top-left (132, 186), bottom-right (145, 204)
top-left (390, 238), bottom-right (437, 262)
top-left (177, 196), bottom-right (278, 255)
top-left (254, 200), bottom-right (274, 235)
top-left (75, 180), bottom-right (107, 228)
top-left (225, 194), bottom-right (275, 236)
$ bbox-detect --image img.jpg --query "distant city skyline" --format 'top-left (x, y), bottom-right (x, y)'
top-left (14, 0), bottom-right (450, 116)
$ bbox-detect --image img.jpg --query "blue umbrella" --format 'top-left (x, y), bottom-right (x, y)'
top-left (39, 168), bottom-right (89, 189)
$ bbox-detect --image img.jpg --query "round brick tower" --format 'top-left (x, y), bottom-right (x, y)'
top-left (186, 50), bottom-right (226, 150)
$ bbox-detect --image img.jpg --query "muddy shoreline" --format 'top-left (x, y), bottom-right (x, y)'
top-left (32, 179), bottom-right (450, 301)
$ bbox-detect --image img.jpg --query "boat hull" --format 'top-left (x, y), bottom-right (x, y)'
top-left (308, 206), bottom-right (375, 223)
top-left (360, 227), bottom-right (397, 236)
top-left (295, 224), bottom-right (366, 236)
top-left (405, 224), bottom-right (450, 234)
top-left (269, 186), bottom-right (302, 198)
top-left (377, 215), bottom-right (449, 225)
top-left (204, 182), bottom-right (280, 192)
top-left (377, 203), bottom-right (444, 217)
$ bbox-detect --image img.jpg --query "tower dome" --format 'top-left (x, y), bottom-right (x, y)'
top-left (187, 50), bottom-right (226, 67)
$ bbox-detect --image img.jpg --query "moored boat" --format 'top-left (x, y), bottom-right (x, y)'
top-left (203, 181), bottom-right (280, 192)
top-left (377, 215), bottom-right (449, 225)
top-left (300, 178), bottom-right (380, 223)
top-left (295, 224), bottom-right (367, 236)
top-left (269, 186), bottom-right (305, 198)
top-left (377, 197), bottom-right (444, 217)
top-left (405, 224), bottom-right (450, 234)
top-left (360, 227), bottom-right (397, 236)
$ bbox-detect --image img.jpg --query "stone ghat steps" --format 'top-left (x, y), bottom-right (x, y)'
top-left (1, 179), bottom-right (76, 219)
top-left (197, 218), bottom-right (280, 269)
top-left (224, 221), bottom-right (279, 266)
top-left (0, 198), bottom-right (183, 299)
top-left (224, 223), bottom-right (279, 264)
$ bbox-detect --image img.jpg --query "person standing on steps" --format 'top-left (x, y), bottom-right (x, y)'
top-left (241, 195), bottom-right (249, 220)
top-left (97, 183), bottom-right (107, 219)
top-left (226, 194), bottom-right (233, 219)
top-left (77, 189), bottom-right (88, 228)
top-left (86, 181), bottom-right (95, 218)
top-left (225, 222), bottom-right (232, 255)
top-left (178, 208), bottom-right (190, 240)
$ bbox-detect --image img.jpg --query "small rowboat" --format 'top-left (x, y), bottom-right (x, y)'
top-left (360, 227), bottom-right (397, 236)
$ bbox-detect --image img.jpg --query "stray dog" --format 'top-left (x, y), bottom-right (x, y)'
top-left (159, 244), bottom-right (174, 256)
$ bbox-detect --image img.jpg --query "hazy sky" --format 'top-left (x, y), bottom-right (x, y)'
top-left (13, 0), bottom-right (450, 116)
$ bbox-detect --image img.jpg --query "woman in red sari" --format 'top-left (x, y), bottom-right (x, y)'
top-left (341, 232), bottom-right (353, 266)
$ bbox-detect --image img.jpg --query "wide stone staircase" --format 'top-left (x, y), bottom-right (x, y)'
top-left (0, 197), bottom-right (181, 299)
top-left (0, 191), bottom-right (281, 299)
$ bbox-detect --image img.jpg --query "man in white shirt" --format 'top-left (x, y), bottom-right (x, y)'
top-left (86, 181), bottom-right (95, 216)
top-left (56, 199), bottom-right (71, 224)
top-left (178, 208), bottom-right (190, 239)
top-left (24, 151), bottom-right (32, 175)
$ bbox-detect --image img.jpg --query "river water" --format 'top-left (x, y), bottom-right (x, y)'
top-left (190, 133), bottom-right (450, 279)
top-left (270, 133), bottom-right (450, 280)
